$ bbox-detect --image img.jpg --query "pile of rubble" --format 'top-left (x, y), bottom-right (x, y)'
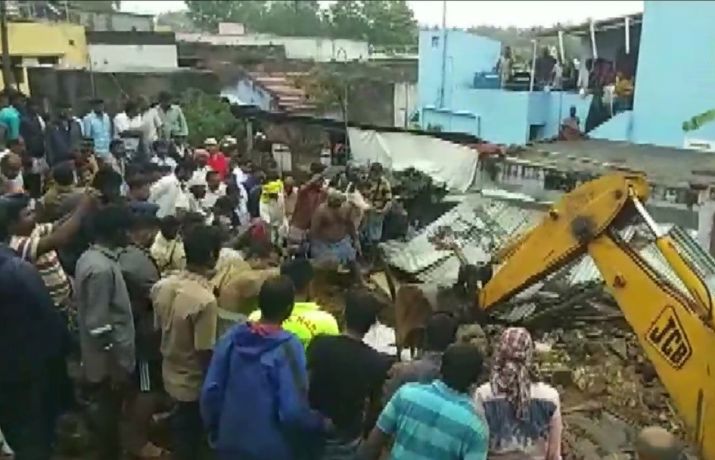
top-left (375, 192), bottom-right (712, 458)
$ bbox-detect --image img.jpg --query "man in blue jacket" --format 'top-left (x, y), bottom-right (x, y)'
top-left (201, 275), bottom-right (330, 460)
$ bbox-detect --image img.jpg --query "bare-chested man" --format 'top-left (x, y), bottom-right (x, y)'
top-left (310, 190), bottom-right (360, 270)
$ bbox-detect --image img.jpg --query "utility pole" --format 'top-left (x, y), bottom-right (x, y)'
top-left (438, 0), bottom-right (447, 107)
top-left (0, 0), bottom-right (14, 90)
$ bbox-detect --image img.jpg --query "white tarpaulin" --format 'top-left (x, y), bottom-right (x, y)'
top-left (348, 128), bottom-right (478, 192)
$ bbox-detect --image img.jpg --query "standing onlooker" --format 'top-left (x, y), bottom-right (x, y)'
top-left (186, 174), bottom-right (212, 224)
top-left (0, 148), bottom-right (24, 194)
top-left (83, 98), bottom-right (112, 160)
top-left (360, 344), bottom-right (489, 460)
top-left (157, 91), bottom-right (188, 141)
top-left (0, 90), bottom-right (21, 142)
top-left (119, 202), bottom-right (164, 458)
top-left (45, 101), bottom-right (83, 166)
top-left (126, 173), bottom-right (152, 203)
top-left (20, 97), bottom-right (46, 161)
top-left (249, 258), bottom-right (339, 349)
top-left (38, 161), bottom-right (82, 222)
top-left (191, 148), bottom-right (212, 184)
top-left (307, 288), bottom-right (392, 458)
top-left (310, 190), bottom-right (359, 272)
top-left (20, 97), bottom-right (47, 197)
top-left (288, 163), bottom-right (326, 253)
top-left (205, 137), bottom-right (229, 180)
top-left (201, 275), bottom-right (329, 460)
top-left (497, 46), bottom-right (513, 88)
top-left (474, 327), bottom-right (562, 460)
top-left (247, 170), bottom-right (266, 219)
top-left (364, 162), bottom-right (392, 247)
top-left (202, 170), bottom-right (226, 210)
top-left (152, 225), bottom-right (220, 460)
top-left (113, 99), bottom-right (143, 139)
top-left (138, 97), bottom-right (162, 149)
top-left (0, 202), bottom-right (64, 460)
top-left (283, 175), bottom-right (298, 221)
top-left (151, 215), bottom-right (185, 274)
top-left (5, 190), bottom-right (93, 322)
top-left (149, 163), bottom-right (192, 219)
top-left (150, 139), bottom-right (177, 170)
top-left (75, 204), bottom-right (135, 460)
top-left (382, 312), bottom-right (458, 403)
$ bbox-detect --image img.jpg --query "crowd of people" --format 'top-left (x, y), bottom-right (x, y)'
top-left (0, 85), bottom-right (685, 460)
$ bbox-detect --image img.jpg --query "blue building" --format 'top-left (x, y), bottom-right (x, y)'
top-left (418, 1), bottom-right (715, 151)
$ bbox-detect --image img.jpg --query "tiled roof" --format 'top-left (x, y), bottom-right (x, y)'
top-left (248, 71), bottom-right (316, 113)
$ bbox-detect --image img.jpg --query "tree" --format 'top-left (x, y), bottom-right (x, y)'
top-left (185, 0), bottom-right (267, 32)
top-left (261, 1), bottom-right (324, 37)
top-left (180, 89), bottom-right (244, 146)
top-left (363, 1), bottom-right (416, 49)
top-left (182, 0), bottom-right (418, 49)
top-left (327, 0), bottom-right (368, 41)
top-left (156, 11), bottom-right (199, 33)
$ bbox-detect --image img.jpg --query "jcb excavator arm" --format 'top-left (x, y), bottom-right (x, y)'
top-left (477, 173), bottom-right (715, 459)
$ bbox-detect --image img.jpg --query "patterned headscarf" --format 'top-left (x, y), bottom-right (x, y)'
top-left (490, 327), bottom-right (534, 420)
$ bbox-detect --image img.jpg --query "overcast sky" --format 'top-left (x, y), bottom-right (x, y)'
top-left (121, 0), bottom-right (644, 29)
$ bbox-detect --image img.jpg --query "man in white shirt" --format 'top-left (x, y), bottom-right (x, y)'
top-left (113, 100), bottom-right (143, 139)
top-left (185, 174), bottom-right (212, 224)
top-left (190, 148), bottom-right (212, 185)
top-left (149, 163), bottom-right (191, 218)
top-left (149, 140), bottom-right (177, 170)
top-left (202, 170), bottom-right (226, 210)
top-left (138, 97), bottom-right (162, 147)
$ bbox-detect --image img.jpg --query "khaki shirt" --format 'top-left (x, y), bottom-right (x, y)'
top-left (151, 271), bottom-right (217, 401)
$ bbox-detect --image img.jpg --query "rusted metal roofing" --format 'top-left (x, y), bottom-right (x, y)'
top-left (382, 190), bottom-right (715, 305)
top-left (248, 71), bottom-right (316, 113)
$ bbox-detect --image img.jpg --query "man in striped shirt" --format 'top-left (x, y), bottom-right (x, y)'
top-left (360, 344), bottom-right (489, 460)
top-left (2, 191), bottom-right (95, 314)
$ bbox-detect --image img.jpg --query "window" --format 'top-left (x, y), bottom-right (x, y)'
top-left (431, 36), bottom-right (439, 47)
top-left (38, 56), bottom-right (59, 66)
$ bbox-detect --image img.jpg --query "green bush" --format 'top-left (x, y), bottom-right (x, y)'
top-left (180, 89), bottom-right (244, 146)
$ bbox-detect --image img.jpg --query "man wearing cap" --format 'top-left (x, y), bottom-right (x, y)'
top-left (119, 202), bottom-right (164, 458)
top-left (83, 98), bottom-right (111, 160)
top-left (45, 101), bottom-right (83, 166)
top-left (205, 137), bottom-right (228, 180)
top-left (186, 173), bottom-right (212, 224)
top-left (190, 148), bottom-right (212, 185)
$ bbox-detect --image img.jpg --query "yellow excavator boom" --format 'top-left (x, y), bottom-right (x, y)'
top-left (477, 173), bottom-right (715, 458)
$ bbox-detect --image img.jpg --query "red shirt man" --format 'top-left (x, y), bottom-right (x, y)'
top-left (205, 137), bottom-right (229, 180)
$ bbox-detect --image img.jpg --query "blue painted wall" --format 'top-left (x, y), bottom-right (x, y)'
top-left (418, 28), bottom-right (591, 144)
top-left (417, 2), bottom-right (715, 150)
top-left (418, 29), bottom-right (501, 110)
top-left (630, 1), bottom-right (715, 148)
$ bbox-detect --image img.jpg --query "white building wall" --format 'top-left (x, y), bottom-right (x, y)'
top-left (88, 44), bottom-right (178, 72)
top-left (393, 82), bottom-right (417, 128)
top-left (176, 33), bottom-right (369, 62)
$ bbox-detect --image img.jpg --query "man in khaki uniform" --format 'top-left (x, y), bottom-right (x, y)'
top-left (152, 225), bottom-right (221, 460)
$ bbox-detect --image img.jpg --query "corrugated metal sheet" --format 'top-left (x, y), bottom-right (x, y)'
top-left (383, 191), bottom-right (715, 302)
top-left (381, 193), bottom-right (542, 285)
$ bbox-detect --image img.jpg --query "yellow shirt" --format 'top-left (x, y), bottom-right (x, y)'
top-left (249, 302), bottom-right (339, 348)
